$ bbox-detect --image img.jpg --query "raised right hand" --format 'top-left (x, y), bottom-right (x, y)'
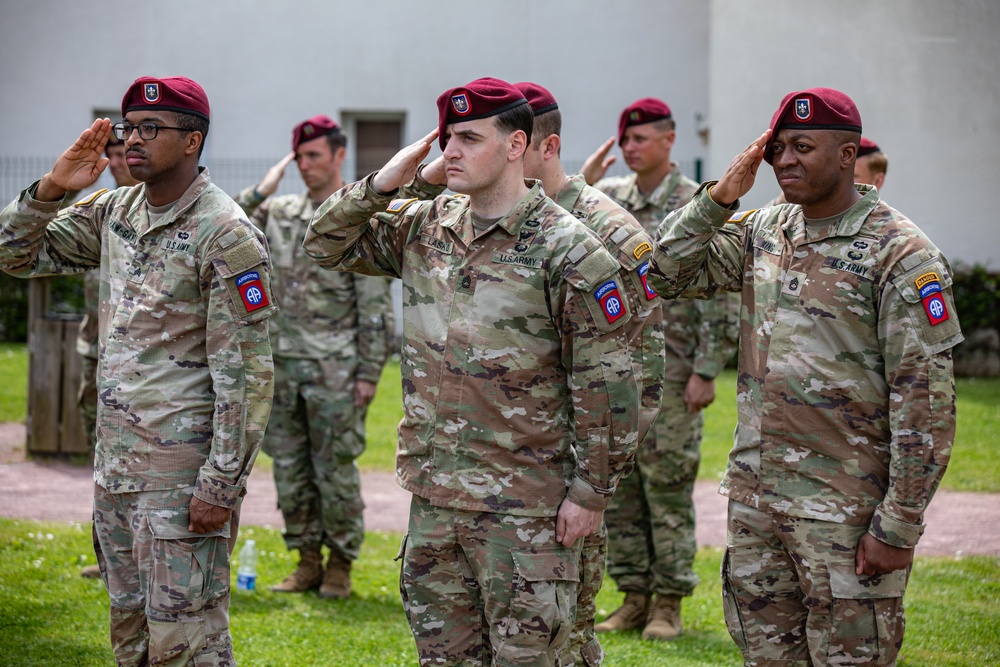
top-left (708, 130), bottom-right (771, 208)
top-left (37, 119), bottom-right (112, 201)
top-left (257, 152), bottom-right (295, 198)
top-left (580, 136), bottom-right (617, 186)
top-left (372, 129), bottom-right (439, 195)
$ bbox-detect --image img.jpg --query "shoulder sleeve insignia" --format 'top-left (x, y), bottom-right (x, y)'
top-left (728, 209), bottom-right (757, 224)
top-left (594, 279), bottom-right (626, 324)
top-left (914, 271), bottom-right (950, 325)
top-left (386, 197), bottom-right (419, 213)
top-left (235, 270), bottom-right (271, 312)
top-left (73, 189), bottom-right (109, 208)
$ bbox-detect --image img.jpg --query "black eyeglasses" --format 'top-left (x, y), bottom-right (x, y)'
top-left (112, 122), bottom-right (193, 141)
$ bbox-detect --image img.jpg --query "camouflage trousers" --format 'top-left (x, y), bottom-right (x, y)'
top-left (604, 381), bottom-right (702, 597)
top-left (78, 354), bottom-right (99, 455)
top-left (565, 525), bottom-right (607, 666)
top-left (397, 495), bottom-right (583, 667)
top-left (265, 355), bottom-right (366, 559)
top-left (723, 500), bottom-right (908, 667)
top-left (93, 483), bottom-right (240, 667)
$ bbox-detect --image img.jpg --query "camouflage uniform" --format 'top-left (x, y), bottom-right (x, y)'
top-left (304, 176), bottom-right (640, 666)
top-left (235, 187), bottom-right (392, 562)
top-left (0, 169), bottom-right (276, 666)
top-left (552, 174), bottom-right (663, 665)
top-left (651, 184), bottom-right (962, 665)
top-left (594, 166), bottom-right (729, 601)
top-left (77, 268), bottom-right (100, 454)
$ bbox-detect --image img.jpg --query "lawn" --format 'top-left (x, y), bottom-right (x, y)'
top-left (0, 343), bottom-right (28, 423)
top-left (0, 518), bottom-right (997, 667)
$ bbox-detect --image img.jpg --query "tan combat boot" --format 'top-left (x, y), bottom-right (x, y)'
top-left (642, 594), bottom-right (683, 641)
top-left (318, 550), bottom-right (352, 599)
top-left (271, 548), bottom-right (323, 593)
top-left (594, 592), bottom-right (650, 633)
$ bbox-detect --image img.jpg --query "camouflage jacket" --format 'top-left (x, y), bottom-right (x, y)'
top-left (552, 174), bottom-right (664, 443)
top-left (236, 187), bottom-right (392, 380)
top-left (0, 169), bottom-right (276, 508)
top-left (303, 176), bottom-right (640, 516)
top-left (650, 184), bottom-right (962, 547)
top-left (76, 269), bottom-right (100, 359)
top-left (595, 165), bottom-right (729, 382)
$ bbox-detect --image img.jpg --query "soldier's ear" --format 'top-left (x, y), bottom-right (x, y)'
top-left (508, 129), bottom-right (528, 162)
top-left (543, 134), bottom-right (560, 161)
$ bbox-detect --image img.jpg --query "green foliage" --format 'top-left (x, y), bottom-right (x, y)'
top-left (951, 262), bottom-right (1000, 335)
top-left (1, 519), bottom-right (997, 667)
top-left (0, 343), bottom-right (28, 422)
top-left (0, 272), bottom-right (29, 342)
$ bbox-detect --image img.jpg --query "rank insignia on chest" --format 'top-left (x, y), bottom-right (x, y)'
top-left (638, 262), bottom-right (657, 300)
top-left (594, 279), bottom-right (625, 323)
top-left (915, 271), bottom-right (950, 325)
top-left (235, 270), bottom-right (270, 311)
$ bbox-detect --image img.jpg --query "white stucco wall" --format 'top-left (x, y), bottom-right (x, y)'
top-left (708, 0), bottom-right (999, 266)
top-left (0, 0), bottom-right (710, 177)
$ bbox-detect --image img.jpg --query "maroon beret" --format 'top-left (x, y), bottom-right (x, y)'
top-left (858, 137), bottom-right (881, 157)
top-left (292, 115), bottom-right (341, 151)
top-left (513, 82), bottom-right (559, 116)
top-left (436, 77), bottom-right (528, 149)
top-left (618, 97), bottom-right (672, 145)
top-left (764, 87), bottom-right (862, 164)
top-left (121, 76), bottom-right (210, 122)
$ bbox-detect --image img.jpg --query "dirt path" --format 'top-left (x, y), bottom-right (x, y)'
top-left (1, 422), bottom-right (997, 556)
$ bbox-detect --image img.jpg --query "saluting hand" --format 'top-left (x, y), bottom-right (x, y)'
top-left (420, 155), bottom-right (447, 186)
top-left (36, 118), bottom-right (113, 202)
top-left (708, 130), bottom-right (771, 208)
top-left (372, 129), bottom-right (439, 195)
top-left (257, 152), bottom-right (295, 198)
top-left (580, 137), bottom-right (617, 186)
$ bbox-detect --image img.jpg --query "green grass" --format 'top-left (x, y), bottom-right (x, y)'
top-left (0, 518), bottom-right (996, 666)
top-left (0, 343), bottom-right (28, 422)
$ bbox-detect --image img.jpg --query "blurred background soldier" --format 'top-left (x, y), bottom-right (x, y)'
top-left (236, 115), bottom-right (393, 599)
top-left (584, 97), bottom-right (731, 641)
top-left (854, 136), bottom-right (888, 189)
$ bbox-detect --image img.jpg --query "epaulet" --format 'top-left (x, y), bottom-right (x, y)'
top-left (727, 209), bottom-right (757, 224)
top-left (386, 197), bottom-right (419, 213)
top-left (73, 189), bottom-right (109, 208)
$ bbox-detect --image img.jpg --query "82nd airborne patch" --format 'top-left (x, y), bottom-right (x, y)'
top-left (638, 262), bottom-right (657, 300)
top-left (236, 270), bottom-right (270, 312)
top-left (594, 279), bottom-right (625, 324)
top-left (915, 271), bottom-right (950, 325)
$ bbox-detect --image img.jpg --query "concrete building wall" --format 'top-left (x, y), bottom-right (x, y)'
top-left (708, 0), bottom-right (999, 266)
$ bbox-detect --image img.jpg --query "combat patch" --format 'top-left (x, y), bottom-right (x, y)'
top-left (594, 279), bottom-right (625, 324)
top-left (728, 209), bottom-right (757, 224)
top-left (73, 188), bottom-right (108, 208)
top-left (915, 271), bottom-right (950, 325)
top-left (492, 250), bottom-right (541, 268)
top-left (387, 197), bottom-right (418, 213)
top-left (638, 262), bottom-right (657, 300)
top-left (235, 270), bottom-right (270, 312)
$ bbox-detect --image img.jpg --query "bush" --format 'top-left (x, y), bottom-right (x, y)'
top-left (0, 273), bottom-right (85, 342)
top-left (951, 262), bottom-right (1000, 334)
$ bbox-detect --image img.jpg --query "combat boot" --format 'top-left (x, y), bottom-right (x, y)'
top-left (642, 594), bottom-right (683, 641)
top-left (318, 550), bottom-right (352, 599)
top-left (271, 548), bottom-right (323, 593)
top-left (594, 592), bottom-right (650, 633)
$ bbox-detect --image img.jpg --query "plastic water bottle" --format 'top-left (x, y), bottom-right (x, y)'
top-left (236, 539), bottom-right (258, 591)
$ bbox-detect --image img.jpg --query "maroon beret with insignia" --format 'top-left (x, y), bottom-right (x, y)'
top-left (764, 87), bottom-right (862, 164)
top-left (292, 115), bottom-right (341, 151)
top-left (121, 76), bottom-right (210, 122)
top-left (436, 77), bottom-right (529, 149)
top-left (618, 97), bottom-right (672, 145)
top-left (858, 137), bottom-right (881, 157)
top-left (513, 82), bottom-right (559, 116)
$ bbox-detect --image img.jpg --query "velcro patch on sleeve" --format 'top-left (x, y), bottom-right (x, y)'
top-left (221, 238), bottom-right (265, 275)
top-left (73, 189), bottom-right (109, 208)
top-left (914, 271), bottom-right (950, 325)
top-left (594, 279), bottom-right (626, 323)
top-left (728, 209), bottom-right (757, 224)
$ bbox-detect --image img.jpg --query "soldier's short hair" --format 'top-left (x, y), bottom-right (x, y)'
top-left (864, 150), bottom-right (888, 176)
top-left (172, 111), bottom-right (210, 158)
top-left (324, 126), bottom-right (348, 152)
top-left (651, 117), bottom-right (676, 133)
top-left (532, 109), bottom-right (562, 151)
top-left (495, 103), bottom-right (534, 148)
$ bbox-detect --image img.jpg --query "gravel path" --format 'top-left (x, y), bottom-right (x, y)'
top-left (1, 422), bottom-right (997, 557)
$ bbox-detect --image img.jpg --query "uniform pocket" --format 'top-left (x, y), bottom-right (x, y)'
top-left (495, 547), bottom-right (580, 667)
top-left (827, 564), bottom-right (906, 664)
top-left (147, 513), bottom-right (230, 615)
top-left (720, 549), bottom-right (749, 653)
